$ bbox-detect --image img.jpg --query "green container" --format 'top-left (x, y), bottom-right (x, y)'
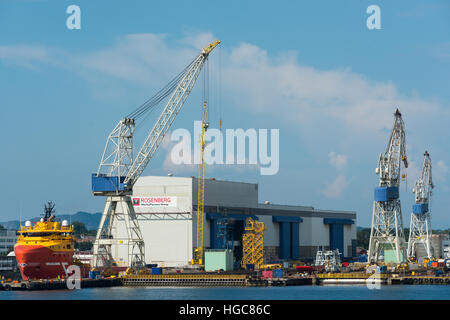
top-left (204, 249), bottom-right (234, 271)
top-left (381, 245), bottom-right (405, 263)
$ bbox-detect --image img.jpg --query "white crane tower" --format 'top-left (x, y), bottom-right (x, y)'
top-left (91, 41), bottom-right (220, 269)
top-left (407, 151), bottom-right (434, 260)
top-left (368, 109), bottom-right (408, 264)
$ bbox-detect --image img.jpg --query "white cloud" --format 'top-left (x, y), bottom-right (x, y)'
top-left (328, 152), bottom-right (347, 170)
top-left (437, 160), bottom-right (448, 173)
top-left (322, 175), bottom-right (348, 198)
top-left (0, 45), bottom-right (51, 69)
top-left (222, 43), bottom-right (445, 134)
top-left (404, 159), bottom-right (421, 190)
top-left (435, 160), bottom-right (448, 182)
top-left (1, 33), bottom-right (446, 136)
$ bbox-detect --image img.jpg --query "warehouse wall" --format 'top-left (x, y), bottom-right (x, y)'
top-left (258, 215), bottom-right (278, 246)
top-left (133, 176), bottom-right (193, 214)
top-left (111, 218), bottom-right (193, 267)
top-left (193, 178), bottom-right (259, 207)
top-left (111, 176), bottom-right (194, 266)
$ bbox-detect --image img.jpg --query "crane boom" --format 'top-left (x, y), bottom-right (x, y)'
top-left (376, 108), bottom-right (408, 188)
top-left (414, 151), bottom-right (433, 204)
top-left (125, 41), bottom-right (220, 187)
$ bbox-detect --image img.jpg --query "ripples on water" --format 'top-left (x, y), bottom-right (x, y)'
top-left (0, 285), bottom-right (449, 300)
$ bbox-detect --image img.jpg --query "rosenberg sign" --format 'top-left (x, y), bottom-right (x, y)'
top-left (132, 196), bottom-right (177, 207)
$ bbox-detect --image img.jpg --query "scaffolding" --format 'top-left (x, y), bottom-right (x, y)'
top-left (241, 218), bottom-right (265, 269)
top-left (314, 250), bottom-right (341, 272)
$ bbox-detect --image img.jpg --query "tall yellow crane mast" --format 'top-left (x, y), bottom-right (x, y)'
top-left (192, 101), bottom-right (208, 265)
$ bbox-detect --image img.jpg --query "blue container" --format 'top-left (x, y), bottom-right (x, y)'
top-left (358, 254), bottom-right (368, 262)
top-left (92, 174), bottom-right (127, 192)
top-left (374, 186), bottom-right (399, 202)
top-left (151, 267), bottom-right (162, 275)
top-left (246, 264), bottom-right (255, 270)
top-left (379, 266), bottom-right (387, 273)
top-left (273, 269), bottom-right (283, 278)
top-left (413, 203), bottom-right (428, 214)
top-left (88, 271), bottom-right (95, 279)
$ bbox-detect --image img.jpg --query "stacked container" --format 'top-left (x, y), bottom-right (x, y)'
top-left (273, 269), bottom-right (283, 278)
top-left (151, 267), bottom-right (162, 275)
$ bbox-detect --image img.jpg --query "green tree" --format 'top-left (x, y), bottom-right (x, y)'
top-left (74, 241), bottom-right (93, 251)
top-left (357, 228), bottom-right (371, 249)
top-left (72, 221), bottom-right (89, 236)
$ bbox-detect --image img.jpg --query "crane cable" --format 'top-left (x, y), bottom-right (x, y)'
top-left (126, 55), bottom-right (198, 121)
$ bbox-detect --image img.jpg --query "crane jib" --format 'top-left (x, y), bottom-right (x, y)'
top-left (91, 41), bottom-right (220, 195)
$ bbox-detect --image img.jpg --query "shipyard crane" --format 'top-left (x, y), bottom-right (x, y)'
top-left (91, 40), bottom-right (221, 269)
top-left (407, 151), bottom-right (434, 260)
top-left (368, 109), bottom-right (408, 264)
top-left (192, 101), bottom-right (208, 265)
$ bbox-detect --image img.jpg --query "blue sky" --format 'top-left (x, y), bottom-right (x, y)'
top-left (0, 0), bottom-right (449, 228)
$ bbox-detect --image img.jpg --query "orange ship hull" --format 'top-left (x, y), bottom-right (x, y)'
top-left (14, 245), bottom-right (73, 280)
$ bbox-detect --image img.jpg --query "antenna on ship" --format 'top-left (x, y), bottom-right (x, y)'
top-left (44, 201), bottom-right (56, 222)
top-left (19, 201), bottom-right (22, 228)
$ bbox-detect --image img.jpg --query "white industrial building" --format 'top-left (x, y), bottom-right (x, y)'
top-left (414, 234), bottom-right (450, 259)
top-left (110, 176), bottom-right (357, 267)
top-left (0, 230), bottom-right (17, 255)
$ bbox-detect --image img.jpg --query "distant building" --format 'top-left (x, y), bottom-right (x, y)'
top-left (0, 230), bottom-right (16, 255)
top-left (73, 251), bottom-right (93, 266)
top-left (0, 252), bottom-right (18, 272)
top-left (76, 235), bottom-right (96, 243)
top-left (414, 234), bottom-right (450, 259)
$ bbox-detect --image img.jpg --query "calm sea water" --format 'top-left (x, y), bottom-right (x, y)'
top-left (0, 285), bottom-right (449, 300)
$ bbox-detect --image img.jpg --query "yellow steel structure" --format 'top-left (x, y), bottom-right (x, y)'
top-left (241, 217), bottom-right (265, 268)
top-left (16, 220), bottom-right (74, 252)
top-left (192, 101), bottom-right (208, 265)
top-left (202, 40), bottom-right (221, 55)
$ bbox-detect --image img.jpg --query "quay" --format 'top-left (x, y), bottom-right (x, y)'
top-left (0, 273), bottom-right (449, 291)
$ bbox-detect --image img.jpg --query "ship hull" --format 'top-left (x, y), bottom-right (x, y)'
top-left (14, 245), bottom-right (74, 280)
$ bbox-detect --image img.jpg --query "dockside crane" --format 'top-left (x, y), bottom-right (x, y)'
top-left (192, 101), bottom-right (208, 265)
top-left (368, 109), bottom-right (408, 264)
top-left (91, 41), bottom-right (220, 269)
top-left (407, 151), bottom-right (434, 260)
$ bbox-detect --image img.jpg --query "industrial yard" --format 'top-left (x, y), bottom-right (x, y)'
top-left (0, 3), bottom-right (449, 310)
top-left (0, 40), bottom-right (448, 293)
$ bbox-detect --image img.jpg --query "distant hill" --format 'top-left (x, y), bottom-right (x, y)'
top-left (0, 211), bottom-right (102, 231)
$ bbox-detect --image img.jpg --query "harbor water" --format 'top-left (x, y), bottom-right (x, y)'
top-left (0, 285), bottom-right (449, 300)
